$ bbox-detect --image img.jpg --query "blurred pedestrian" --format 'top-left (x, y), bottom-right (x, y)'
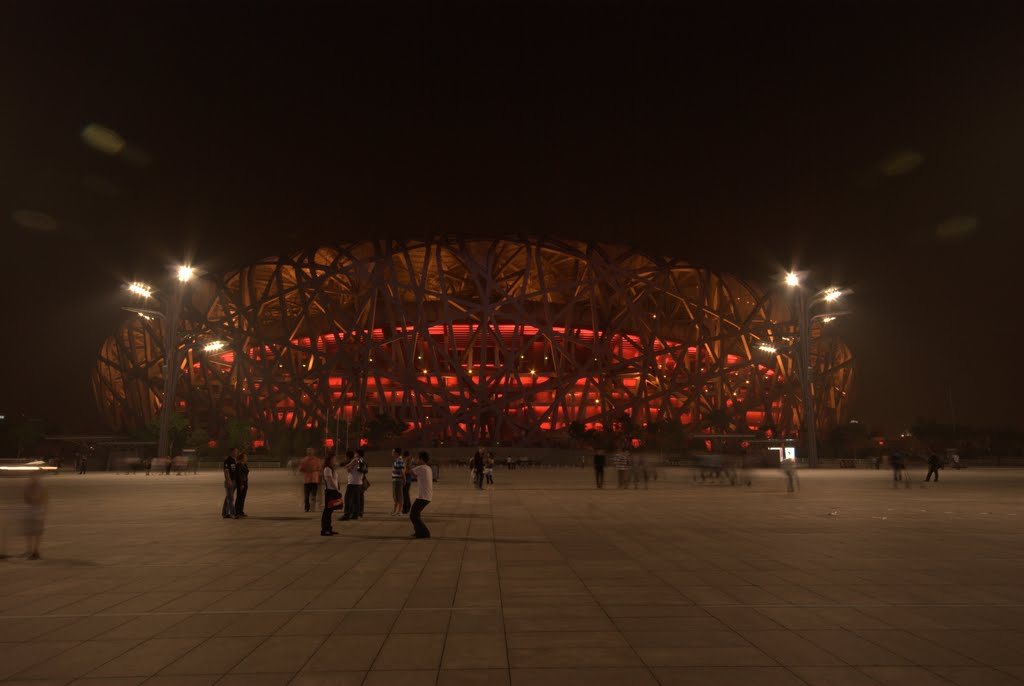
top-left (234, 452), bottom-right (249, 517)
top-left (222, 448), bottom-right (238, 519)
top-left (615, 451), bottom-right (629, 488)
top-left (593, 452), bottom-right (606, 488)
top-left (23, 473), bottom-right (47, 560)
top-left (391, 448), bottom-right (405, 516)
top-left (925, 451), bottom-right (941, 482)
top-left (298, 448), bottom-right (322, 513)
top-left (782, 457), bottom-right (798, 493)
top-left (410, 452), bottom-right (433, 539)
top-left (321, 453), bottom-right (341, 536)
top-left (890, 451), bottom-right (906, 487)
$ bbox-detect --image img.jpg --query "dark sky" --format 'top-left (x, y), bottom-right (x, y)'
top-left (1, 2), bottom-right (1022, 434)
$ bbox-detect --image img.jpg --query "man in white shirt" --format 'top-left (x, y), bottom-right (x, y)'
top-left (410, 451), bottom-right (433, 539)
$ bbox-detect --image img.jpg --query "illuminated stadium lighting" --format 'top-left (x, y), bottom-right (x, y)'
top-left (128, 282), bottom-right (153, 298)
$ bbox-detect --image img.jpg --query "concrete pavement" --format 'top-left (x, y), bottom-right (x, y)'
top-left (1, 465), bottom-right (1022, 685)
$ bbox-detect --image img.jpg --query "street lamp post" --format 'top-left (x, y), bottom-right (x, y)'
top-left (126, 266), bottom-right (194, 461)
top-left (784, 273), bottom-right (850, 469)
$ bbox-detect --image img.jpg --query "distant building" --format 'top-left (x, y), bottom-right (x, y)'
top-left (93, 236), bottom-right (853, 445)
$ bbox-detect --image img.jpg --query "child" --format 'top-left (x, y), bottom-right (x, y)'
top-left (24, 474), bottom-right (48, 560)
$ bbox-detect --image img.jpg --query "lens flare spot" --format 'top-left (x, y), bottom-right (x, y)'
top-left (81, 123), bottom-right (126, 155)
top-left (11, 209), bottom-right (58, 231)
top-left (879, 149), bottom-right (924, 176)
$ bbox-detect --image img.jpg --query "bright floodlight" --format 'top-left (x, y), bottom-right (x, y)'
top-left (202, 340), bottom-right (226, 353)
top-left (757, 343), bottom-right (777, 354)
top-left (177, 265), bottom-right (195, 282)
top-left (823, 287), bottom-right (842, 302)
top-left (821, 316), bottom-right (836, 323)
top-left (128, 282), bottom-right (153, 298)
top-left (785, 272), bottom-right (800, 287)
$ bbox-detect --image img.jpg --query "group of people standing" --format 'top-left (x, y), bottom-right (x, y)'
top-left (592, 452), bottom-right (651, 489)
top-left (221, 447), bottom-right (249, 518)
top-left (295, 447), bottom-right (435, 539)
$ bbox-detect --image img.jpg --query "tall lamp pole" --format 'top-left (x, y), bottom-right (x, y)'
top-left (127, 265), bottom-right (195, 460)
top-left (784, 272), bottom-right (850, 469)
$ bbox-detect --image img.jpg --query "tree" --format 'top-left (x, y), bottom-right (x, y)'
top-left (364, 412), bottom-right (407, 444)
top-left (226, 417), bottom-right (252, 451)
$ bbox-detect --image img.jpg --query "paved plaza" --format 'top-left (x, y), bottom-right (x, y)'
top-left (1, 465), bottom-right (1023, 686)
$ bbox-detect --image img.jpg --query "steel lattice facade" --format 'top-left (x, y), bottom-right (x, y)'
top-left (92, 236), bottom-right (854, 445)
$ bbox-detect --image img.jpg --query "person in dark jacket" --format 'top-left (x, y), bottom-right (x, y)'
top-left (593, 453), bottom-right (606, 488)
top-left (925, 451), bottom-right (941, 482)
top-left (234, 452), bottom-right (250, 517)
top-left (471, 450), bottom-right (485, 490)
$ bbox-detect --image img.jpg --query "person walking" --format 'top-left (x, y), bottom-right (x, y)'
top-left (410, 451), bottom-right (433, 539)
top-left (298, 448), bottom-right (322, 513)
top-left (615, 451), bottom-right (629, 488)
top-left (234, 452), bottom-right (249, 517)
top-left (402, 450), bottom-right (413, 514)
top-left (925, 450), bottom-right (941, 482)
top-left (391, 448), bottom-right (405, 516)
top-left (593, 452), bottom-right (606, 488)
top-left (891, 451), bottom-right (906, 487)
top-left (782, 457), bottom-right (798, 493)
top-left (222, 448), bottom-right (238, 519)
top-left (340, 451), bottom-right (364, 521)
top-left (321, 453), bottom-right (341, 536)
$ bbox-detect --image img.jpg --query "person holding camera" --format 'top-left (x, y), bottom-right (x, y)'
top-left (340, 450), bottom-right (365, 521)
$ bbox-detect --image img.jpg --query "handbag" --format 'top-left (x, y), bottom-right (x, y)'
top-left (325, 489), bottom-right (343, 509)
top-left (362, 476), bottom-right (371, 491)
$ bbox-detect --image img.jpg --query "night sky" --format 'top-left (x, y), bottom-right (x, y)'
top-left (2, 2), bottom-right (1022, 435)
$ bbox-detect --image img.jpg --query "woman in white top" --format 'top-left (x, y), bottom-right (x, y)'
top-left (321, 453), bottom-right (341, 536)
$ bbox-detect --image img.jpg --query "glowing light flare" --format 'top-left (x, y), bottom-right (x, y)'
top-left (203, 340), bottom-right (227, 353)
top-left (821, 316), bottom-right (836, 324)
top-left (757, 343), bottom-right (777, 354)
top-left (177, 265), bottom-right (195, 282)
top-left (128, 282), bottom-right (153, 298)
top-left (823, 287), bottom-right (842, 302)
top-left (785, 272), bottom-right (800, 287)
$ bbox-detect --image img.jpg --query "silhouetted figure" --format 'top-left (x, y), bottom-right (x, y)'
top-left (222, 448), bottom-right (238, 518)
top-left (593, 453), bottom-right (606, 488)
top-left (925, 451), bottom-right (941, 482)
top-left (234, 452), bottom-right (249, 516)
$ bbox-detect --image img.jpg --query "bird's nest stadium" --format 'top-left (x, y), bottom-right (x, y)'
top-left (92, 236), bottom-right (853, 447)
